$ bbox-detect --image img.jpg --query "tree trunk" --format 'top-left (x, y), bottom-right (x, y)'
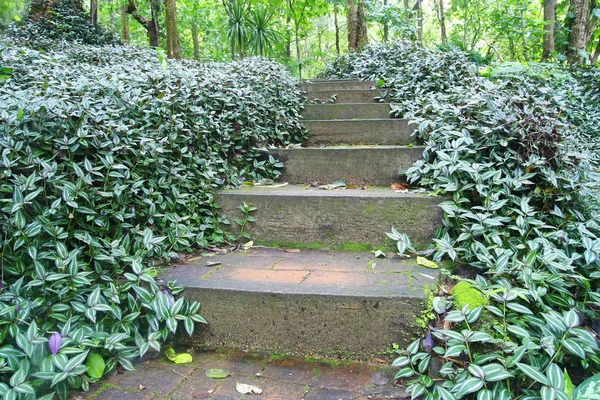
top-left (415, 0), bottom-right (423, 43)
top-left (127, 0), bottom-right (161, 47)
top-left (295, 25), bottom-right (302, 79)
top-left (436, 0), bottom-right (447, 44)
top-left (90, 0), bottom-right (98, 25)
top-left (542, 0), bottom-right (557, 60)
top-left (164, 0), bottom-right (181, 59)
top-left (591, 35), bottom-right (600, 65)
top-left (334, 5), bottom-right (340, 55)
top-left (120, 4), bottom-right (130, 42)
top-left (382, 0), bottom-right (389, 42)
top-left (191, 20), bottom-right (200, 60)
top-left (347, 0), bottom-right (368, 51)
top-left (567, 0), bottom-right (591, 64)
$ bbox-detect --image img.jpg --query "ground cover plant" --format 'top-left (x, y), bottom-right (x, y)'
top-left (0, 31), bottom-right (305, 399)
top-left (321, 41), bottom-right (600, 399)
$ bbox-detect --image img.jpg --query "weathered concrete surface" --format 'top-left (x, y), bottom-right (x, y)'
top-left (303, 119), bottom-right (416, 146)
top-left (270, 146), bottom-right (424, 186)
top-left (216, 185), bottom-right (443, 248)
top-left (299, 80), bottom-right (376, 91)
top-left (163, 248), bottom-right (436, 359)
top-left (302, 103), bottom-right (391, 120)
top-left (305, 89), bottom-right (385, 104)
top-left (79, 349), bottom-right (410, 399)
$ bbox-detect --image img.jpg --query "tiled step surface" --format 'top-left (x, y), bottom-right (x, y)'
top-left (304, 88), bottom-right (384, 104)
top-left (302, 119), bottom-right (415, 146)
top-left (299, 80), bottom-right (375, 91)
top-left (217, 185), bottom-right (442, 248)
top-left (164, 248), bottom-right (435, 358)
top-left (269, 145), bottom-right (424, 186)
top-left (301, 103), bottom-right (391, 120)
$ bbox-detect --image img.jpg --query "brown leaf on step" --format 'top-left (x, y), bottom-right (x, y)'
top-left (391, 183), bottom-right (410, 190)
top-left (139, 385), bottom-right (145, 390)
top-left (443, 320), bottom-right (452, 330)
top-left (347, 184), bottom-right (358, 189)
top-left (285, 249), bottom-right (301, 253)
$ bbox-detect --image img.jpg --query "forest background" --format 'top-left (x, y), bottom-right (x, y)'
top-left (1, 0), bottom-right (599, 78)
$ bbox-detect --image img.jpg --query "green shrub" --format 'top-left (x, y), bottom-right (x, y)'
top-left (323, 42), bottom-right (600, 399)
top-left (0, 39), bottom-right (304, 399)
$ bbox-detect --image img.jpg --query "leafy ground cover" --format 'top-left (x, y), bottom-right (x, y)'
top-left (321, 41), bottom-right (600, 399)
top-left (0, 32), bottom-right (305, 398)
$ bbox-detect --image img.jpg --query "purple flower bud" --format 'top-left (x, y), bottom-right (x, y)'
top-left (161, 289), bottom-right (174, 307)
top-left (420, 248), bottom-right (436, 256)
top-left (234, 153), bottom-right (243, 158)
top-left (234, 124), bottom-right (241, 131)
top-left (0, 280), bottom-right (4, 290)
top-left (15, 304), bottom-right (20, 312)
top-left (422, 330), bottom-right (435, 353)
top-left (49, 333), bottom-right (62, 356)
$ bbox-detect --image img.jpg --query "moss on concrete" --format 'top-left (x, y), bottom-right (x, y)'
top-left (254, 240), bottom-right (395, 253)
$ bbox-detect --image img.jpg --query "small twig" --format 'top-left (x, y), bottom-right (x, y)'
top-left (172, 369), bottom-right (190, 380)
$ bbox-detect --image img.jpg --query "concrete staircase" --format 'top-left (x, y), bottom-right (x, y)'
top-left (166, 80), bottom-right (442, 360)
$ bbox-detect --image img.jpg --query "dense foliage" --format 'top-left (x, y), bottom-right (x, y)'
top-left (0, 39), bottom-right (304, 399)
top-left (322, 42), bottom-right (600, 399)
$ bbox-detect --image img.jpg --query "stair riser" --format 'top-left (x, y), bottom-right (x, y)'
top-left (176, 289), bottom-right (425, 359)
top-left (303, 119), bottom-right (416, 146)
top-left (299, 80), bottom-right (375, 91)
top-left (216, 192), bottom-right (442, 248)
top-left (302, 104), bottom-right (391, 120)
top-left (304, 89), bottom-right (385, 104)
top-left (270, 147), bottom-right (423, 186)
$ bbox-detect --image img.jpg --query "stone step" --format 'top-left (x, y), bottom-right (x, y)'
top-left (302, 103), bottom-right (391, 120)
top-left (303, 119), bottom-right (415, 146)
top-left (164, 248), bottom-right (436, 359)
top-left (270, 146), bottom-right (424, 186)
top-left (216, 185), bottom-right (442, 248)
top-left (304, 89), bottom-right (384, 104)
top-left (299, 80), bottom-right (376, 91)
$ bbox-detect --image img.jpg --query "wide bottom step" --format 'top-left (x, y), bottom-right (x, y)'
top-left (164, 248), bottom-right (436, 359)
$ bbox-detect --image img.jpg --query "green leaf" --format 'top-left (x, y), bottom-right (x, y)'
top-left (205, 368), bottom-right (231, 379)
top-left (165, 348), bottom-right (193, 364)
top-left (516, 363), bottom-right (548, 385)
top-left (86, 353), bottom-right (105, 379)
top-left (416, 257), bottom-right (439, 269)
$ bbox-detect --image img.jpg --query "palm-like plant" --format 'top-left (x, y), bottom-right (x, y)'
top-left (224, 0), bottom-right (247, 59)
top-left (248, 4), bottom-right (279, 57)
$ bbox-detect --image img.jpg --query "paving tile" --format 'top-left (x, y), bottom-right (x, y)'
top-left (93, 388), bottom-right (153, 400)
top-left (260, 358), bottom-right (316, 383)
top-left (302, 271), bottom-right (412, 287)
top-left (251, 378), bottom-right (308, 400)
top-left (309, 363), bottom-right (373, 392)
top-left (212, 376), bottom-right (263, 399)
top-left (106, 360), bottom-right (195, 397)
top-left (169, 368), bottom-right (221, 399)
top-left (303, 387), bottom-right (358, 400)
top-left (206, 267), bottom-right (309, 284)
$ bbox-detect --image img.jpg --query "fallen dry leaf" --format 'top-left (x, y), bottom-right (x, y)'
top-left (390, 183), bottom-right (410, 190)
top-left (285, 249), bottom-right (301, 253)
top-left (236, 383), bottom-right (263, 394)
top-left (139, 385), bottom-right (145, 390)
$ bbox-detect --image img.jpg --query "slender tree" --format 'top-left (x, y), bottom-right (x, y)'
top-left (120, 4), bottom-right (130, 42)
top-left (164, 0), bottom-right (182, 58)
top-left (542, 0), bottom-right (557, 60)
top-left (414, 0), bottom-right (423, 42)
top-left (90, 0), bottom-right (98, 25)
top-left (434, 0), bottom-right (447, 44)
top-left (566, 0), bottom-right (591, 63)
top-left (127, 0), bottom-right (161, 47)
top-left (347, 0), bottom-right (368, 51)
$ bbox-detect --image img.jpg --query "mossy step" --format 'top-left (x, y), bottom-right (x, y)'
top-left (302, 103), bottom-right (391, 120)
top-left (165, 248), bottom-right (437, 359)
top-left (216, 185), bottom-right (443, 248)
top-left (304, 89), bottom-right (385, 104)
top-left (298, 80), bottom-right (376, 91)
top-left (270, 146), bottom-right (424, 186)
top-left (303, 119), bottom-right (416, 146)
